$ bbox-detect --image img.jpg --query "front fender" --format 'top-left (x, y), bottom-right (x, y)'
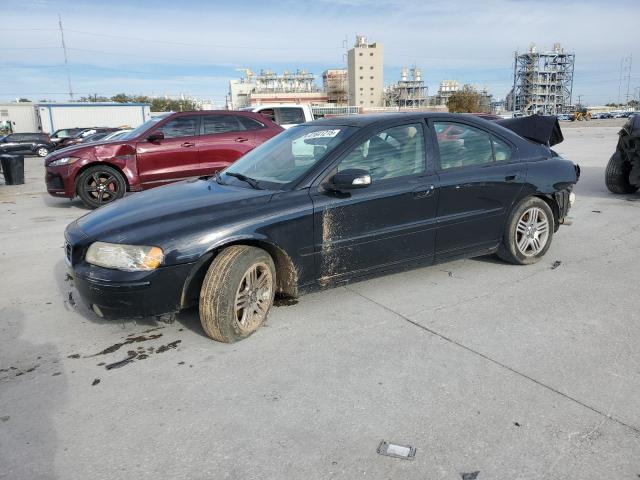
top-left (179, 234), bottom-right (299, 308)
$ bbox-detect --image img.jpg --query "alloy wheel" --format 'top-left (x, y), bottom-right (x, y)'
top-left (515, 207), bottom-right (550, 257)
top-left (234, 262), bottom-right (273, 333)
top-left (83, 171), bottom-right (120, 206)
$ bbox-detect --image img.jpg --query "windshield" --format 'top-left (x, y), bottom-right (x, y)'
top-left (222, 124), bottom-right (357, 190)
top-left (53, 129), bottom-right (74, 138)
top-left (121, 114), bottom-right (170, 140)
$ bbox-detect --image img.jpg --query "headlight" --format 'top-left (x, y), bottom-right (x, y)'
top-left (85, 242), bottom-right (164, 271)
top-left (48, 156), bottom-right (79, 167)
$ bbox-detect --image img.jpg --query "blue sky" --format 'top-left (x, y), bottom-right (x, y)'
top-left (0, 0), bottom-right (638, 106)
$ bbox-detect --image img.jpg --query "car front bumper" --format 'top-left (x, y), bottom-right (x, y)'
top-left (69, 260), bottom-right (195, 319)
top-left (46, 164), bottom-right (76, 198)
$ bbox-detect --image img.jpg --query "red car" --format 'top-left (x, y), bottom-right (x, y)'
top-left (45, 111), bottom-right (283, 208)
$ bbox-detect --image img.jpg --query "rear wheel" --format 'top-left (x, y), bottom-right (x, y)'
top-left (36, 146), bottom-right (50, 157)
top-left (497, 197), bottom-right (554, 265)
top-left (199, 245), bottom-right (276, 343)
top-left (76, 165), bottom-right (126, 208)
top-left (605, 152), bottom-right (638, 194)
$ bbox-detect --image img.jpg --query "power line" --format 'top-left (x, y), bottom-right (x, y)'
top-left (0, 28), bottom-right (58, 31)
top-left (0, 47), bottom-right (59, 50)
top-left (64, 28), bottom-right (342, 52)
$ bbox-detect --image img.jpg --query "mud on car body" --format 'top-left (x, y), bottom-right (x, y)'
top-left (64, 113), bottom-right (579, 343)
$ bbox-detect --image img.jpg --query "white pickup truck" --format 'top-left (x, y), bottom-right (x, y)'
top-left (241, 104), bottom-right (314, 129)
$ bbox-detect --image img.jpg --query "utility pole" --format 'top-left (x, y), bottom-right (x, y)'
top-left (624, 54), bottom-right (632, 105)
top-left (577, 94), bottom-right (583, 107)
top-left (58, 14), bottom-right (74, 101)
top-left (343, 34), bottom-right (350, 106)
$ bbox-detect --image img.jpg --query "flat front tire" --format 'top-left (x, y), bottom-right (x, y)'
top-left (199, 245), bottom-right (276, 343)
top-left (497, 197), bottom-right (555, 265)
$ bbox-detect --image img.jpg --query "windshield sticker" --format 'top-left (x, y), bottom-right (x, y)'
top-left (303, 129), bottom-right (340, 139)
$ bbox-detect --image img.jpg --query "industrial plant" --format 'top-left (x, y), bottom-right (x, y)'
top-left (511, 43), bottom-right (575, 115)
top-left (383, 67), bottom-right (429, 108)
top-left (225, 34), bottom-right (503, 114)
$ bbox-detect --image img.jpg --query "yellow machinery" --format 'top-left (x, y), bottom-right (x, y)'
top-left (574, 109), bottom-right (592, 121)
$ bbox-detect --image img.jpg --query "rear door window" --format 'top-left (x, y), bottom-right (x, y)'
top-left (492, 137), bottom-right (513, 162)
top-left (434, 122), bottom-right (494, 169)
top-left (201, 115), bottom-right (244, 135)
top-left (276, 108), bottom-right (306, 125)
top-left (237, 116), bottom-right (265, 131)
top-left (257, 109), bottom-right (276, 122)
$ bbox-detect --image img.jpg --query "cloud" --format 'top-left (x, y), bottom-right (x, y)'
top-left (0, 0), bottom-right (637, 104)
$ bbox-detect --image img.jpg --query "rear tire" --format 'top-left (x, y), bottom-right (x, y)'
top-left (76, 165), bottom-right (126, 209)
top-left (605, 152), bottom-right (638, 194)
top-left (199, 245), bottom-right (276, 343)
top-left (497, 197), bottom-right (555, 265)
top-left (36, 146), bottom-right (50, 157)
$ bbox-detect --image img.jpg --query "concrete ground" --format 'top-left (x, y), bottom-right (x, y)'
top-left (1, 119), bottom-right (639, 480)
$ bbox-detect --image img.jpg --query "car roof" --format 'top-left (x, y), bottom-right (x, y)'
top-left (308, 112), bottom-right (496, 127)
top-left (172, 110), bottom-right (262, 116)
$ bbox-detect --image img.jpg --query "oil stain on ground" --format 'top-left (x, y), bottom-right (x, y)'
top-left (104, 340), bottom-right (181, 370)
top-left (91, 333), bottom-right (163, 356)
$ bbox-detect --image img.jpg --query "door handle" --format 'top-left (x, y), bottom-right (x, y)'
top-left (413, 185), bottom-right (436, 199)
top-left (505, 170), bottom-right (524, 182)
top-left (181, 141), bottom-right (196, 147)
top-left (235, 137), bottom-right (249, 143)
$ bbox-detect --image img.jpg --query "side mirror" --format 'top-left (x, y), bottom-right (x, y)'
top-left (147, 131), bottom-right (164, 142)
top-left (330, 168), bottom-right (372, 190)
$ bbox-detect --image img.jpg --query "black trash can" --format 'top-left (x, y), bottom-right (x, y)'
top-left (0, 154), bottom-right (25, 185)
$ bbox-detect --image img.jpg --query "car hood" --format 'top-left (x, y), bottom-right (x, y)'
top-left (72, 178), bottom-right (275, 263)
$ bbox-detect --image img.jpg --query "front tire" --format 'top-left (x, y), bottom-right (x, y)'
top-left (76, 165), bottom-right (126, 208)
top-left (605, 152), bottom-right (638, 194)
top-left (497, 197), bottom-right (554, 265)
top-left (199, 245), bottom-right (276, 343)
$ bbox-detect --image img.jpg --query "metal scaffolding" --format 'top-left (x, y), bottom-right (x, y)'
top-left (253, 69), bottom-right (319, 93)
top-left (513, 43), bottom-right (575, 116)
top-left (322, 69), bottom-right (348, 105)
top-left (384, 67), bottom-right (428, 108)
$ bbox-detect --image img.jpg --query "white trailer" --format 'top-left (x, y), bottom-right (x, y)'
top-left (37, 103), bottom-right (150, 134)
top-left (0, 103), bottom-right (39, 133)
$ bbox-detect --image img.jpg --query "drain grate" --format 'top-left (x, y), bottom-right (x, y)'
top-left (376, 440), bottom-right (416, 460)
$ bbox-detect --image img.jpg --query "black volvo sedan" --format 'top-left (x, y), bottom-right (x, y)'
top-left (64, 113), bottom-right (579, 343)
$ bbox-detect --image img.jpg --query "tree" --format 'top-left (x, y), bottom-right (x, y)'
top-left (73, 92), bottom-right (198, 111)
top-left (447, 85), bottom-right (483, 113)
top-left (150, 97), bottom-right (198, 112)
top-left (110, 93), bottom-right (132, 103)
top-left (17, 98), bottom-right (31, 102)
top-left (79, 95), bottom-right (110, 102)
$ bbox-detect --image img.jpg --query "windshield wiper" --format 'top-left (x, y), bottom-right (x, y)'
top-left (224, 172), bottom-right (262, 190)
